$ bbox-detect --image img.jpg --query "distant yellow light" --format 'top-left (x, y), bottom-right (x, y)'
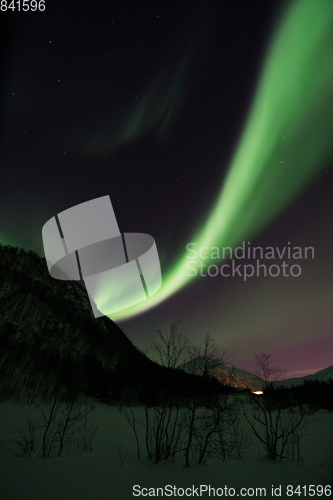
top-left (252, 391), bottom-right (264, 395)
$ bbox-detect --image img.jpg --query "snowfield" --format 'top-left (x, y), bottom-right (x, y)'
top-left (0, 402), bottom-right (332, 499)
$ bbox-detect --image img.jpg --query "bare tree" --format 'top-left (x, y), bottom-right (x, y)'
top-left (122, 395), bottom-right (250, 467)
top-left (242, 353), bottom-right (309, 461)
top-left (15, 394), bottom-right (96, 459)
top-left (149, 320), bottom-right (189, 369)
top-left (143, 394), bottom-right (186, 463)
top-left (119, 406), bottom-right (141, 460)
top-left (242, 393), bottom-right (309, 461)
top-left (193, 395), bottom-right (250, 464)
top-left (188, 332), bottom-right (229, 378)
top-left (254, 352), bottom-right (286, 388)
top-left (121, 326), bottom-right (238, 467)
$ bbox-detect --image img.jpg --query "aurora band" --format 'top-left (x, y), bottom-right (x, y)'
top-left (106, 0), bottom-right (333, 321)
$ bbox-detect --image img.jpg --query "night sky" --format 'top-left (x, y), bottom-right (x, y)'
top-left (1, 0), bottom-right (332, 377)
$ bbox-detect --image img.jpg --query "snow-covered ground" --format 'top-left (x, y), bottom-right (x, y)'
top-left (0, 401), bottom-right (332, 499)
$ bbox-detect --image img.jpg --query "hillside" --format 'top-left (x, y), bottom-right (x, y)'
top-left (179, 358), bottom-right (264, 391)
top-left (179, 357), bottom-right (333, 392)
top-left (0, 245), bottom-right (227, 404)
top-left (0, 244), bottom-right (152, 401)
top-left (274, 365), bottom-right (333, 388)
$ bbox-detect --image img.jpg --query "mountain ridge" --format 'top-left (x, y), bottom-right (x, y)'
top-left (274, 364), bottom-right (333, 388)
top-left (179, 357), bottom-right (333, 391)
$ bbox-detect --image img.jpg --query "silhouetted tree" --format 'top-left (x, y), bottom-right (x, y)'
top-left (149, 320), bottom-right (189, 369)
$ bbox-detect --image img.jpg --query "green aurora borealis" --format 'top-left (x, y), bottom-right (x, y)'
top-left (106, 0), bottom-right (333, 321)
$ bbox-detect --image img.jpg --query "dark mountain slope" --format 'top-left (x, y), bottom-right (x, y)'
top-left (0, 245), bottom-right (227, 404)
top-left (0, 244), bottom-right (154, 401)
